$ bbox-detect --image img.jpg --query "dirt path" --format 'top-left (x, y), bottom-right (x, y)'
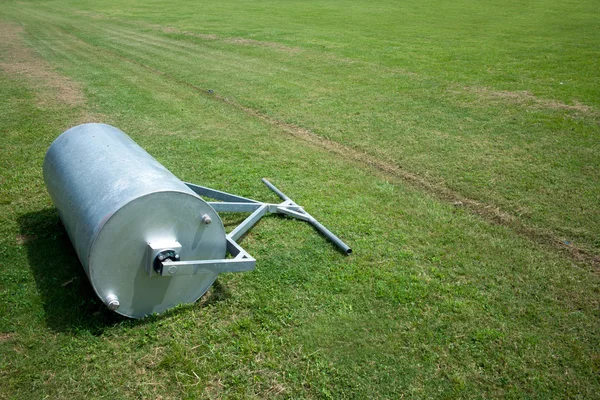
top-left (0, 21), bottom-right (85, 108)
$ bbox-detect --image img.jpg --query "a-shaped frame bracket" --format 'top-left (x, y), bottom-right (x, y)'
top-left (149, 179), bottom-right (351, 277)
top-left (187, 178), bottom-right (352, 254)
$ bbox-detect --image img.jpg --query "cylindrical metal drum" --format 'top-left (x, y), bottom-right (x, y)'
top-left (43, 123), bottom-right (227, 318)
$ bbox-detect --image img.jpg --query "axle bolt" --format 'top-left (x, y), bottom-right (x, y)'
top-left (105, 294), bottom-right (120, 311)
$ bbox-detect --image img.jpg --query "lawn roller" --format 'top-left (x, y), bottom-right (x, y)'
top-left (43, 123), bottom-right (350, 318)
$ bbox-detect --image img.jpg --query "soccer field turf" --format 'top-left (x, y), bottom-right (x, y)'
top-left (1, 0), bottom-right (599, 398)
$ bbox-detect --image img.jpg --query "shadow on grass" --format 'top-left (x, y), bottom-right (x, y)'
top-left (18, 208), bottom-right (230, 334)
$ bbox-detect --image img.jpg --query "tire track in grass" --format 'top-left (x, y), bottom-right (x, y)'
top-left (20, 13), bottom-right (600, 270)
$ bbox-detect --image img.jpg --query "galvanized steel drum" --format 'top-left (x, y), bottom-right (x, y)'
top-left (43, 123), bottom-right (227, 318)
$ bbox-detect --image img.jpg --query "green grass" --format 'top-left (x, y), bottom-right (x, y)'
top-left (12, 0), bottom-right (599, 256)
top-left (0, 0), bottom-right (599, 398)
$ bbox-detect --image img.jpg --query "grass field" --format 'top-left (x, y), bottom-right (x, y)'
top-left (1, 0), bottom-right (599, 398)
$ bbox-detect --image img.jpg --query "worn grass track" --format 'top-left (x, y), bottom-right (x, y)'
top-left (1, 1), bottom-right (599, 398)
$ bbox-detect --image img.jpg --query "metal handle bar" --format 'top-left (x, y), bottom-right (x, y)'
top-left (261, 179), bottom-right (352, 255)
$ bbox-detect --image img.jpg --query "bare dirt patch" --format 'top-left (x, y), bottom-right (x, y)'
top-left (151, 24), bottom-right (218, 40)
top-left (263, 382), bottom-right (286, 396)
top-left (202, 376), bottom-right (225, 399)
top-left (16, 234), bottom-right (37, 245)
top-left (0, 332), bottom-right (16, 342)
top-left (224, 37), bottom-right (300, 53)
top-left (0, 21), bottom-right (84, 107)
top-left (461, 86), bottom-right (596, 116)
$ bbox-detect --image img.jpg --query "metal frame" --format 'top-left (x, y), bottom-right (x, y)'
top-left (153, 178), bottom-right (351, 277)
top-left (186, 178), bottom-right (351, 255)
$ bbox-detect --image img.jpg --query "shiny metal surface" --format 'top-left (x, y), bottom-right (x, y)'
top-left (43, 123), bottom-right (227, 318)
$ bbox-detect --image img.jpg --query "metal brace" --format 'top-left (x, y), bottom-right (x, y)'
top-left (150, 178), bottom-right (351, 277)
top-left (187, 178), bottom-right (351, 254)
